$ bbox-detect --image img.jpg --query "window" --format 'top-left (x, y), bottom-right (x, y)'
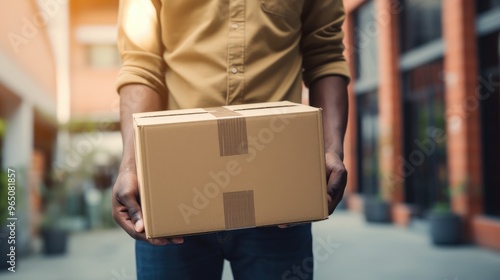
top-left (356, 90), bottom-right (379, 196)
top-left (402, 60), bottom-right (447, 217)
top-left (353, 0), bottom-right (378, 82)
top-left (399, 0), bottom-right (443, 52)
top-left (477, 0), bottom-right (500, 14)
top-left (87, 44), bottom-right (121, 69)
top-left (353, 1), bottom-right (379, 196)
top-left (478, 31), bottom-right (500, 217)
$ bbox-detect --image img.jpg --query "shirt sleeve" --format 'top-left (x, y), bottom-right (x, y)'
top-left (301, 0), bottom-right (351, 87)
top-left (116, 0), bottom-right (167, 96)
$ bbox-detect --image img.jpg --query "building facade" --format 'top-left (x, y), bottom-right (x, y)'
top-left (342, 0), bottom-right (500, 250)
top-left (0, 0), bottom-right (122, 253)
top-left (0, 0), bottom-right (59, 254)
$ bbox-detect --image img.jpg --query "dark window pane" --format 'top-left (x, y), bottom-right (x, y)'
top-left (478, 32), bottom-right (500, 71)
top-left (353, 0), bottom-right (378, 81)
top-left (400, 0), bottom-right (442, 52)
top-left (403, 60), bottom-right (447, 217)
top-left (477, 0), bottom-right (500, 14)
top-left (478, 31), bottom-right (500, 218)
top-left (356, 90), bottom-right (379, 195)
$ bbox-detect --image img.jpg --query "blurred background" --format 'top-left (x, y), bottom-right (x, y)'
top-left (0, 0), bottom-right (499, 279)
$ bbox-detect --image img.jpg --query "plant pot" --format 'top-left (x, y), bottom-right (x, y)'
top-left (364, 198), bottom-right (391, 223)
top-left (429, 212), bottom-right (462, 245)
top-left (41, 228), bottom-right (69, 255)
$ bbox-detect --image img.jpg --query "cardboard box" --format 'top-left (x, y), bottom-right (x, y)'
top-left (133, 101), bottom-right (328, 238)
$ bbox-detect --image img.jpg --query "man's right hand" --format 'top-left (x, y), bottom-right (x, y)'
top-left (113, 84), bottom-right (182, 246)
top-left (112, 165), bottom-right (184, 246)
top-left (112, 166), bottom-right (184, 246)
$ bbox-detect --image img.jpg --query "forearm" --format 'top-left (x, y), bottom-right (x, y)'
top-left (119, 84), bottom-right (166, 169)
top-left (309, 75), bottom-right (348, 160)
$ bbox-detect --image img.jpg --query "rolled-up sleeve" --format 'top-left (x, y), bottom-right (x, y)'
top-left (116, 0), bottom-right (167, 96)
top-left (301, 0), bottom-right (351, 87)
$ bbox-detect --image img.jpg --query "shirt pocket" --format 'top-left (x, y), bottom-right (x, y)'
top-left (260, 0), bottom-right (305, 19)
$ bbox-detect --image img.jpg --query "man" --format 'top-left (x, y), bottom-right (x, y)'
top-left (113, 0), bottom-right (349, 279)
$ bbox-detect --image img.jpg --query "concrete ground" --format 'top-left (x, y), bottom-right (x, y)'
top-left (1, 211), bottom-right (499, 280)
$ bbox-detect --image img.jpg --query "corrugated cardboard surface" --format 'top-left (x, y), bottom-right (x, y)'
top-left (133, 101), bottom-right (328, 238)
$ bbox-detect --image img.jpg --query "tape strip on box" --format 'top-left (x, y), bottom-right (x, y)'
top-left (223, 190), bottom-right (256, 229)
top-left (205, 107), bottom-right (248, 157)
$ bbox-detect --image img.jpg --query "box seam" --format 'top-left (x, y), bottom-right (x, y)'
top-left (316, 109), bottom-right (329, 218)
top-left (137, 126), bottom-right (154, 238)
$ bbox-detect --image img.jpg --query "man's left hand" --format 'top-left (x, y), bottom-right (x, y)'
top-left (325, 151), bottom-right (347, 215)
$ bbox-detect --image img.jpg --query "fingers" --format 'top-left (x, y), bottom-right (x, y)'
top-left (325, 154), bottom-right (348, 215)
top-left (112, 171), bottom-right (184, 246)
top-left (118, 189), bottom-right (143, 232)
top-left (114, 198), bottom-right (183, 245)
top-left (328, 185), bottom-right (345, 214)
top-left (327, 171), bottom-right (347, 214)
top-left (278, 223), bottom-right (299, 229)
top-left (112, 198), bottom-right (155, 243)
top-left (169, 238), bottom-right (185, 244)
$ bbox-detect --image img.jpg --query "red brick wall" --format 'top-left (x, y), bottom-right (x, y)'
top-left (473, 217), bottom-right (500, 251)
top-left (375, 0), bottom-right (403, 203)
top-left (442, 0), bottom-right (483, 220)
top-left (343, 0), bottom-right (500, 250)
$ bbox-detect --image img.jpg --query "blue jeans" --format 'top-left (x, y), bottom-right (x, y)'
top-left (136, 224), bottom-right (313, 280)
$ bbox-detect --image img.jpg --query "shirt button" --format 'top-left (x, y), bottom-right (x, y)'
top-left (230, 67), bottom-right (238, 74)
top-left (231, 23), bottom-right (239, 30)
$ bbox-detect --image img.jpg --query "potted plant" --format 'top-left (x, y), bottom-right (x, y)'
top-left (40, 143), bottom-right (105, 254)
top-left (364, 194), bottom-right (391, 223)
top-left (428, 202), bottom-right (461, 245)
top-left (364, 168), bottom-right (391, 223)
top-left (40, 181), bottom-right (70, 255)
top-left (428, 180), bottom-right (464, 246)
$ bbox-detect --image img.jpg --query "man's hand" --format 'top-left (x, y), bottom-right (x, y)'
top-left (112, 166), bottom-right (184, 246)
top-left (325, 152), bottom-right (347, 214)
top-left (112, 84), bottom-right (183, 246)
top-left (309, 75), bottom-right (349, 215)
top-left (278, 151), bottom-right (347, 228)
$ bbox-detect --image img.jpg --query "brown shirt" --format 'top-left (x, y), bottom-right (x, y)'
top-left (116, 0), bottom-right (350, 109)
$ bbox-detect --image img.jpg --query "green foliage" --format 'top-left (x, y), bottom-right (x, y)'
top-left (0, 119), bottom-right (5, 138)
top-left (432, 178), bottom-right (469, 214)
top-left (41, 183), bottom-right (68, 229)
top-left (0, 171), bottom-right (7, 224)
top-left (431, 202), bottom-right (451, 214)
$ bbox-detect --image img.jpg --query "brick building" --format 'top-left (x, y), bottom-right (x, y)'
top-left (1, 0), bottom-right (121, 253)
top-left (342, 0), bottom-right (500, 250)
top-left (0, 0), bottom-right (59, 254)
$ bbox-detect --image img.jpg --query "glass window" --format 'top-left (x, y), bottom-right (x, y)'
top-left (402, 60), bottom-right (447, 217)
top-left (477, 0), bottom-right (500, 14)
top-left (353, 0), bottom-right (379, 82)
top-left (399, 0), bottom-right (443, 52)
top-left (87, 44), bottom-right (121, 69)
top-left (478, 31), bottom-right (500, 217)
top-left (356, 90), bottom-right (379, 196)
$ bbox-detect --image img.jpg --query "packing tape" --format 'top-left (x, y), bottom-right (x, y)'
top-left (222, 190), bottom-right (256, 229)
top-left (205, 107), bottom-right (249, 157)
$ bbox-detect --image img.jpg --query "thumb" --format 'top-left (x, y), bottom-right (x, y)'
top-left (134, 218), bottom-right (144, 233)
top-left (120, 193), bottom-right (144, 233)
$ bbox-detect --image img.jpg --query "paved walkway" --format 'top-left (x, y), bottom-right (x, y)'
top-left (1, 212), bottom-right (499, 280)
